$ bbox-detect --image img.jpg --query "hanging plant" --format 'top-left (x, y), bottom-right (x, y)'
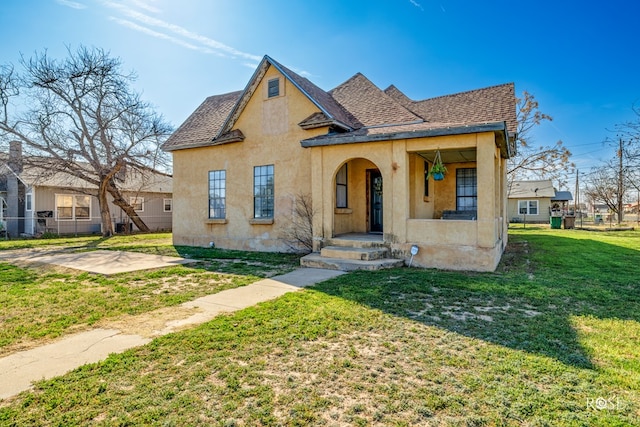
top-left (428, 150), bottom-right (447, 181)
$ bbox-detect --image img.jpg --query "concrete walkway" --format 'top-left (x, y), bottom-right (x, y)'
top-left (0, 268), bottom-right (344, 400)
top-left (0, 249), bottom-right (197, 275)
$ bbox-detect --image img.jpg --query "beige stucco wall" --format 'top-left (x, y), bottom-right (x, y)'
top-left (312, 131), bottom-right (508, 271)
top-left (171, 65), bottom-right (325, 251)
top-left (170, 65), bottom-right (509, 270)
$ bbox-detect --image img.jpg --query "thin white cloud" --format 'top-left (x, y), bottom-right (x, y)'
top-left (102, 0), bottom-right (262, 62)
top-left (409, 0), bottom-right (424, 11)
top-left (56, 0), bottom-right (87, 10)
top-left (129, 0), bottom-right (161, 14)
top-left (108, 17), bottom-right (218, 54)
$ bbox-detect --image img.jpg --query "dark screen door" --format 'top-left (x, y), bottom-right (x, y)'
top-left (369, 170), bottom-right (383, 232)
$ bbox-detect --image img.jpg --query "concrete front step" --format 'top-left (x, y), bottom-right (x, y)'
top-left (300, 253), bottom-right (404, 271)
top-left (324, 237), bottom-right (387, 248)
top-left (320, 245), bottom-right (388, 261)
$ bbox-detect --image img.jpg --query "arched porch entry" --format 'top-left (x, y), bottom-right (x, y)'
top-left (332, 157), bottom-right (384, 237)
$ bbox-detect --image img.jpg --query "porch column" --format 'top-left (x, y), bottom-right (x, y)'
top-left (310, 147), bottom-right (325, 252)
top-left (476, 133), bottom-right (497, 248)
top-left (390, 140), bottom-right (409, 243)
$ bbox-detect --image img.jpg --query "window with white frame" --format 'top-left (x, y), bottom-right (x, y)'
top-left (163, 198), bottom-right (173, 213)
top-left (336, 163), bottom-right (348, 208)
top-left (209, 170), bottom-right (226, 219)
top-left (25, 193), bottom-right (32, 211)
top-left (130, 197), bottom-right (144, 212)
top-left (254, 165), bottom-right (274, 218)
top-left (518, 200), bottom-right (539, 215)
top-left (56, 194), bottom-right (91, 220)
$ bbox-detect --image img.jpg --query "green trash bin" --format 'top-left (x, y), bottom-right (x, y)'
top-left (550, 216), bottom-right (562, 229)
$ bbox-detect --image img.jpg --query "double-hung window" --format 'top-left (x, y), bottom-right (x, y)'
top-left (518, 200), bottom-right (539, 215)
top-left (336, 163), bottom-right (348, 208)
top-left (254, 165), bottom-right (274, 218)
top-left (209, 170), bottom-right (226, 219)
top-left (456, 168), bottom-right (477, 211)
top-left (56, 194), bottom-right (91, 220)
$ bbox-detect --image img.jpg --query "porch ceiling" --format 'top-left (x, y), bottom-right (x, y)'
top-left (417, 148), bottom-right (477, 164)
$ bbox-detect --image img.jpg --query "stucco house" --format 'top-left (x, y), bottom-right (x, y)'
top-left (0, 141), bottom-right (173, 237)
top-left (508, 180), bottom-right (574, 223)
top-left (164, 56), bottom-right (517, 271)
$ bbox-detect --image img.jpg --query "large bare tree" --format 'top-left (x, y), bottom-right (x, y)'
top-left (0, 46), bottom-right (171, 236)
top-left (508, 91), bottom-right (574, 190)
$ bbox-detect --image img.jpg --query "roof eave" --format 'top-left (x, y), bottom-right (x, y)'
top-left (301, 122), bottom-right (508, 148)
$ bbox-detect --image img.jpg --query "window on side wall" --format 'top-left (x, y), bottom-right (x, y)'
top-left (336, 163), bottom-right (348, 208)
top-left (519, 200), bottom-right (539, 215)
top-left (456, 168), bottom-right (477, 211)
top-left (130, 197), bottom-right (144, 212)
top-left (25, 193), bottom-right (32, 212)
top-left (55, 194), bottom-right (91, 220)
top-left (254, 165), bottom-right (274, 218)
top-left (163, 198), bottom-right (172, 213)
top-left (208, 170), bottom-right (226, 219)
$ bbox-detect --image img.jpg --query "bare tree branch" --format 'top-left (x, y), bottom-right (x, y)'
top-left (0, 46), bottom-right (172, 236)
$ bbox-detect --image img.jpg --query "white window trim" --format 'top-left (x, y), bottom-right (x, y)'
top-left (25, 193), bottom-right (33, 212)
top-left (55, 194), bottom-right (92, 221)
top-left (130, 196), bottom-right (144, 212)
top-left (518, 200), bottom-right (539, 215)
top-left (163, 198), bottom-right (172, 213)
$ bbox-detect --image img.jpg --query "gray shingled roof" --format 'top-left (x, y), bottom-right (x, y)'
top-left (508, 180), bottom-right (555, 198)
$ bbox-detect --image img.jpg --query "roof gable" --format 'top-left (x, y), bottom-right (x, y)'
top-left (330, 73), bottom-right (421, 127)
top-left (217, 56), bottom-right (359, 139)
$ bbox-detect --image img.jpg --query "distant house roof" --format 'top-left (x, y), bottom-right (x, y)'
top-left (508, 180), bottom-right (556, 198)
top-left (551, 191), bottom-right (573, 202)
top-left (0, 157), bottom-right (172, 194)
top-left (163, 55), bottom-right (517, 154)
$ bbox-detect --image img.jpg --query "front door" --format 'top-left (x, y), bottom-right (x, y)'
top-left (368, 169), bottom-right (383, 233)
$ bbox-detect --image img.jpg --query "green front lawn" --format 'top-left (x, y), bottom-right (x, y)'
top-left (1, 228), bottom-right (639, 425)
top-left (0, 233), bottom-right (299, 355)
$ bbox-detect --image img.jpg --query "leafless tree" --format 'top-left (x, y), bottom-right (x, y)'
top-left (282, 193), bottom-right (315, 252)
top-left (612, 103), bottom-right (640, 199)
top-left (0, 46), bottom-right (171, 236)
top-left (508, 91), bottom-right (574, 190)
top-left (584, 166), bottom-right (623, 223)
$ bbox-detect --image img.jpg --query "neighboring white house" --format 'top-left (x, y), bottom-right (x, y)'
top-left (508, 180), bottom-right (573, 223)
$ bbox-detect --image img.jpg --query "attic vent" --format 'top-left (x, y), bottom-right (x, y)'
top-left (267, 78), bottom-right (279, 98)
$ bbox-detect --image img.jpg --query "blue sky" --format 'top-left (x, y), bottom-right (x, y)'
top-left (1, 0), bottom-right (639, 175)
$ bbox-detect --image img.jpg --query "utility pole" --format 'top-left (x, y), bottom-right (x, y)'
top-left (575, 170), bottom-right (581, 227)
top-left (617, 138), bottom-right (624, 224)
